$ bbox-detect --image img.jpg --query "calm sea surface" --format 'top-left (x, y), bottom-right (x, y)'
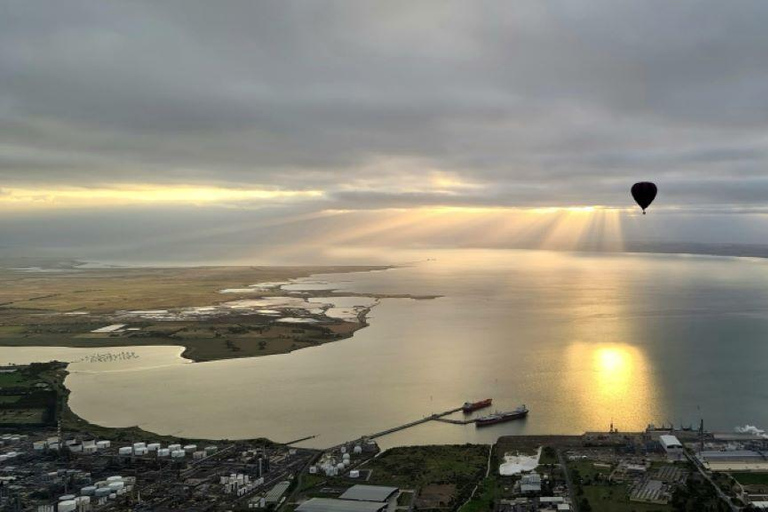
top-left (2, 249), bottom-right (768, 448)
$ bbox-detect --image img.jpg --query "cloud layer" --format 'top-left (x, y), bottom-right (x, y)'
top-left (2, 0), bottom-right (768, 211)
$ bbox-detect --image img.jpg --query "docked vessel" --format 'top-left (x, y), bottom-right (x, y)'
top-left (462, 398), bottom-right (492, 413)
top-left (475, 405), bottom-right (529, 427)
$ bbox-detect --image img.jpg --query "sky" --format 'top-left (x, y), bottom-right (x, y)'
top-left (2, 1), bottom-right (768, 263)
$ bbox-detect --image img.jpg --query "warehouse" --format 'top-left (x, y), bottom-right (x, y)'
top-left (339, 485), bottom-right (399, 502)
top-left (659, 435), bottom-right (684, 461)
top-left (295, 498), bottom-right (387, 512)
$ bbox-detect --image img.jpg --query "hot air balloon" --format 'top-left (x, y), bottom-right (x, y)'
top-left (631, 182), bottom-right (657, 214)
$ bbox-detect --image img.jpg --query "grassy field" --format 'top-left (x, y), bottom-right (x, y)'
top-left (363, 445), bottom-right (489, 509)
top-left (580, 485), bottom-right (672, 512)
top-left (458, 476), bottom-right (497, 512)
top-left (0, 264), bottom-right (388, 362)
top-left (731, 472), bottom-right (768, 485)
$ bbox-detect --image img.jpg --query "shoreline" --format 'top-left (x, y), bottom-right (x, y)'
top-left (0, 264), bottom-right (440, 363)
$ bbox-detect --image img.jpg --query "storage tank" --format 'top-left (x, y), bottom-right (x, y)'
top-left (133, 442), bottom-right (146, 450)
top-left (108, 481), bottom-right (124, 492)
top-left (353, 445), bottom-right (362, 454)
top-left (108, 493), bottom-right (116, 500)
top-left (168, 444), bottom-right (181, 451)
top-left (157, 448), bottom-right (170, 457)
top-left (58, 500), bottom-right (77, 512)
top-left (171, 449), bottom-right (185, 458)
top-left (76, 496), bottom-right (90, 506)
top-left (340, 446), bottom-right (347, 454)
top-left (343, 460), bottom-right (350, 467)
top-left (118, 447), bottom-right (132, 456)
top-left (106, 476), bottom-right (123, 483)
top-left (147, 443), bottom-right (161, 452)
top-left (94, 489), bottom-right (111, 498)
top-left (84, 445), bottom-right (98, 454)
top-left (183, 444), bottom-right (197, 453)
top-left (134, 447), bottom-right (148, 456)
top-left (193, 451), bottom-right (205, 460)
top-left (69, 444), bottom-right (83, 453)
top-left (342, 453), bottom-right (350, 460)
top-left (96, 440), bottom-right (111, 449)
top-left (336, 463), bottom-right (345, 470)
top-left (81, 486), bottom-right (96, 496)
top-left (33, 441), bottom-right (46, 450)
top-left (349, 470), bottom-right (360, 479)
top-left (59, 495), bottom-right (76, 501)
top-left (309, 465), bottom-right (317, 474)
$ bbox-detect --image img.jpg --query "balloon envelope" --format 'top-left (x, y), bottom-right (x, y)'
top-left (631, 182), bottom-right (657, 213)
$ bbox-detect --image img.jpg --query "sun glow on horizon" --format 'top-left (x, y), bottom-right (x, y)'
top-left (0, 185), bottom-right (324, 208)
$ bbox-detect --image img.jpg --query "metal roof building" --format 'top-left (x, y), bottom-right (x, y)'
top-left (265, 481), bottom-right (291, 503)
top-left (296, 498), bottom-right (388, 512)
top-left (339, 485), bottom-right (399, 502)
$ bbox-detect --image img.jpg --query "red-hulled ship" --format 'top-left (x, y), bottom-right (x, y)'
top-left (462, 398), bottom-right (493, 413)
top-left (474, 405), bottom-right (529, 427)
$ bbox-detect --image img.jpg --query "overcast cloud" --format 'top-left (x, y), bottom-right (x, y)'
top-left (3, 1), bottom-right (768, 261)
top-left (2, 0), bottom-right (768, 209)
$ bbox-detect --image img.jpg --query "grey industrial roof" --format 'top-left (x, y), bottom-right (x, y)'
top-left (339, 485), bottom-right (399, 502)
top-left (265, 481), bottom-right (291, 503)
top-left (296, 498), bottom-right (387, 512)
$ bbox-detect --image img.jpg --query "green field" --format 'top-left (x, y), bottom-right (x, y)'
top-left (580, 485), bottom-right (672, 512)
top-left (731, 472), bottom-right (768, 485)
top-left (458, 476), bottom-right (498, 512)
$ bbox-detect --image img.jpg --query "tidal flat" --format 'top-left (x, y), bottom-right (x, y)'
top-left (0, 263), bottom-right (406, 362)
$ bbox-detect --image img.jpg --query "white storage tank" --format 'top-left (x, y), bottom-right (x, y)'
top-left (81, 486), bottom-right (97, 496)
top-left (33, 441), bottom-right (46, 450)
top-left (168, 444), bottom-right (181, 451)
top-left (353, 445), bottom-right (362, 454)
top-left (349, 470), bottom-right (360, 479)
top-left (147, 443), bottom-right (161, 452)
top-left (58, 500), bottom-right (77, 512)
top-left (96, 440), bottom-right (111, 449)
top-left (108, 481), bottom-right (124, 492)
top-left (193, 451), bottom-right (205, 460)
top-left (342, 453), bottom-right (350, 460)
top-left (183, 444), bottom-right (197, 453)
top-left (309, 465), bottom-right (317, 474)
top-left (59, 495), bottom-right (76, 501)
top-left (171, 449), bottom-right (185, 458)
top-left (106, 476), bottom-right (123, 483)
top-left (340, 446), bottom-right (347, 454)
top-left (108, 493), bottom-right (116, 500)
top-left (84, 445), bottom-right (98, 454)
top-left (157, 448), bottom-right (170, 457)
top-left (343, 460), bottom-right (350, 467)
top-left (94, 488), bottom-right (111, 498)
top-left (76, 496), bottom-right (90, 506)
top-left (204, 445), bottom-right (218, 455)
top-left (134, 447), bottom-right (148, 456)
top-left (118, 447), bottom-right (132, 456)
top-left (133, 442), bottom-right (146, 450)
top-left (69, 444), bottom-right (83, 453)
top-left (336, 463), bottom-right (345, 470)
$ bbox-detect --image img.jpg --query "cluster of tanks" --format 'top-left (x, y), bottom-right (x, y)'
top-left (37, 475), bottom-right (136, 512)
top-left (116, 441), bottom-right (217, 459)
top-left (311, 444), bottom-right (364, 477)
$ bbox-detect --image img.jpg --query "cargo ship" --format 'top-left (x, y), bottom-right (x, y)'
top-left (475, 405), bottom-right (529, 427)
top-left (462, 398), bottom-right (492, 413)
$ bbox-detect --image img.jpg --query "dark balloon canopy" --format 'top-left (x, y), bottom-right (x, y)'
top-left (631, 182), bottom-right (657, 214)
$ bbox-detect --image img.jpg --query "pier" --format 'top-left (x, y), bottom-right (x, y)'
top-left (366, 406), bottom-right (466, 440)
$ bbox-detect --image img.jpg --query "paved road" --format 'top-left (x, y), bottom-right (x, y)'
top-left (557, 449), bottom-right (578, 512)
top-left (685, 451), bottom-right (741, 512)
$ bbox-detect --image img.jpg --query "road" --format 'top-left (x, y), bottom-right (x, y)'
top-left (558, 449), bottom-right (578, 512)
top-left (685, 451), bottom-right (741, 512)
